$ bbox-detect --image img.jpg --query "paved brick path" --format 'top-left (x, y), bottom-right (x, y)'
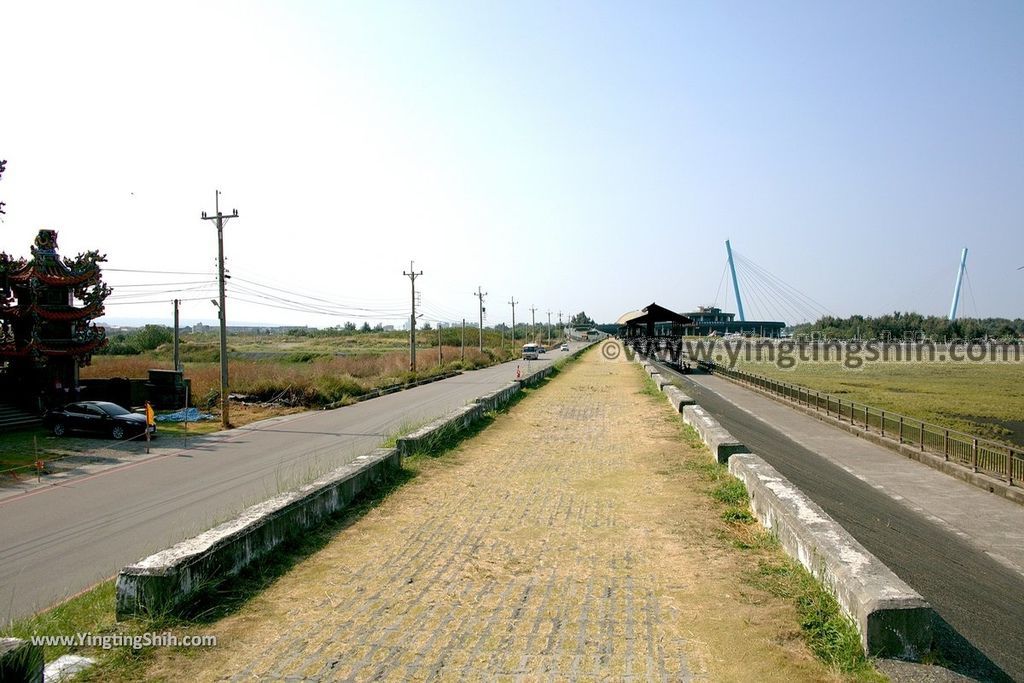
top-left (146, 347), bottom-right (828, 681)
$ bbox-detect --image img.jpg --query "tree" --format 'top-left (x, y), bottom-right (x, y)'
top-left (343, 321), bottom-right (356, 332)
top-left (361, 322), bottom-right (371, 332)
top-left (570, 311), bottom-right (595, 328)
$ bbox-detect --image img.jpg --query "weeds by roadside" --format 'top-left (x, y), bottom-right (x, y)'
top-left (634, 364), bottom-right (882, 680)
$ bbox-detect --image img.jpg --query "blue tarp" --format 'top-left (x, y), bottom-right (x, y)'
top-left (155, 407), bottom-right (216, 422)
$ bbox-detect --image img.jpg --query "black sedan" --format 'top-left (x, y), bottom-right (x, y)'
top-left (44, 401), bottom-right (155, 440)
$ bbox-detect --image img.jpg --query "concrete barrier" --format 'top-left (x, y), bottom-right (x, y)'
top-left (474, 382), bottom-right (521, 413)
top-left (662, 385), bottom-right (695, 412)
top-left (652, 374), bottom-right (673, 390)
top-left (729, 454), bottom-right (933, 658)
top-left (396, 404), bottom-right (485, 456)
top-left (681, 405), bottom-right (748, 464)
top-left (115, 447), bottom-right (402, 619)
top-left (0, 638), bottom-right (43, 682)
top-left (518, 365), bottom-right (553, 388)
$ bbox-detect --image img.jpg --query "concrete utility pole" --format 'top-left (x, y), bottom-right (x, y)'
top-left (474, 286), bottom-right (487, 351)
top-left (201, 190), bottom-right (238, 430)
top-left (173, 299), bottom-right (181, 372)
top-left (529, 305), bottom-right (537, 342)
top-left (461, 318), bottom-right (466, 362)
top-left (559, 311), bottom-right (563, 340)
top-left (438, 323), bottom-right (443, 367)
top-left (404, 262), bottom-right (423, 373)
top-left (509, 298), bottom-right (519, 345)
top-left (546, 310), bottom-right (552, 346)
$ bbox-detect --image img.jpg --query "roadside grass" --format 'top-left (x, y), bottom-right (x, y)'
top-left (634, 365), bottom-right (881, 679)
top-left (679, 422), bottom-right (881, 679)
top-left (732, 359), bottom-right (1024, 447)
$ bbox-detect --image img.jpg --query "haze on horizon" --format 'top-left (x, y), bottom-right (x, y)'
top-left (1, 1), bottom-right (1021, 330)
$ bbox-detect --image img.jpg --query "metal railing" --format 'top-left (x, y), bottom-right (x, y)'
top-left (702, 361), bottom-right (1022, 488)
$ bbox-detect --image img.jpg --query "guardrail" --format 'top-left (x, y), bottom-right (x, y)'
top-left (701, 361), bottom-right (1022, 489)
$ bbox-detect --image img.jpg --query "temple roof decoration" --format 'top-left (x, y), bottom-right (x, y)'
top-left (0, 229), bottom-right (109, 367)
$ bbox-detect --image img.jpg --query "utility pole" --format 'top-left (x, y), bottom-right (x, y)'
top-left (558, 311), bottom-right (563, 340)
top-left (546, 310), bottom-right (552, 347)
top-left (529, 305), bottom-right (538, 342)
top-left (173, 299), bottom-right (181, 372)
top-left (201, 190), bottom-right (238, 430)
top-left (509, 298), bottom-right (519, 346)
top-left (474, 286), bottom-right (487, 351)
top-left (461, 318), bottom-right (466, 361)
top-left (403, 261), bottom-right (423, 373)
top-left (438, 323), bottom-right (443, 367)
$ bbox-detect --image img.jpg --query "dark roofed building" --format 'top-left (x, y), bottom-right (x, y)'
top-left (615, 302), bottom-right (693, 338)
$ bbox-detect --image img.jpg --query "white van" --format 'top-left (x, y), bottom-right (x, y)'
top-left (522, 343), bottom-right (540, 360)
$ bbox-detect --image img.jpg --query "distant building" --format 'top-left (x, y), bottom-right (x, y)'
top-left (681, 306), bottom-right (785, 338)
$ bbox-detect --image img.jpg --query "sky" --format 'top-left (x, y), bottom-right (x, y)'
top-left (1, 0), bottom-right (1022, 328)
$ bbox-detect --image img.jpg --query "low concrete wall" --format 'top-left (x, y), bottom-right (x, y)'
top-left (115, 447), bottom-right (402, 619)
top-left (652, 375), bottom-right (673, 390)
top-left (0, 638), bottom-right (44, 682)
top-left (662, 385), bottom-right (695, 412)
top-left (396, 404), bottom-right (485, 456)
top-left (474, 382), bottom-right (521, 413)
top-left (729, 454), bottom-right (933, 658)
top-left (681, 405), bottom-right (748, 464)
top-left (518, 365), bottom-right (553, 388)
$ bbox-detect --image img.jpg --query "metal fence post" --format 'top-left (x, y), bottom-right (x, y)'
top-left (1008, 449), bottom-right (1014, 486)
top-left (881, 410), bottom-right (886, 438)
top-left (972, 438), bottom-right (979, 472)
top-left (944, 430), bottom-right (949, 461)
top-left (919, 421), bottom-right (925, 451)
top-left (898, 415), bottom-right (903, 443)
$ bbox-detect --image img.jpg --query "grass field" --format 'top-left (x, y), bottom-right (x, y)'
top-left (0, 330), bottom-right (555, 474)
top-left (731, 358), bottom-right (1024, 447)
top-left (84, 328), bottom-right (545, 409)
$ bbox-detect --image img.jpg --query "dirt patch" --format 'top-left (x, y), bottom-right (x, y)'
top-left (132, 346), bottom-right (844, 681)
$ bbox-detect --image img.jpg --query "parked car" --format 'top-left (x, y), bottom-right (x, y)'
top-left (560, 343), bottom-right (569, 352)
top-left (44, 401), bottom-right (155, 440)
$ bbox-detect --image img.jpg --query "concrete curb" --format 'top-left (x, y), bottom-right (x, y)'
top-left (396, 404), bottom-right (486, 456)
top-left (474, 382), bottom-right (521, 413)
top-left (681, 404), bottom-right (748, 464)
top-left (729, 453), bottom-right (933, 658)
top-left (115, 447), bottom-right (402, 619)
top-left (0, 638), bottom-right (43, 682)
top-left (662, 385), bottom-right (696, 412)
top-left (651, 374), bottom-right (673, 390)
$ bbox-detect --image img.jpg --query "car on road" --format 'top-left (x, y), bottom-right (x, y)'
top-left (560, 343), bottom-right (569, 352)
top-left (44, 401), bottom-right (155, 440)
top-left (522, 343), bottom-right (540, 360)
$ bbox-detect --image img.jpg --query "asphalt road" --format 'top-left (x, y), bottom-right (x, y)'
top-left (0, 345), bottom-right (580, 623)
top-left (657, 362), bottom-right (1022, 681)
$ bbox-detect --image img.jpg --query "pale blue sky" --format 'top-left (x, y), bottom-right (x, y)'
top-left (1, 1), bottom-right (1021, 327)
